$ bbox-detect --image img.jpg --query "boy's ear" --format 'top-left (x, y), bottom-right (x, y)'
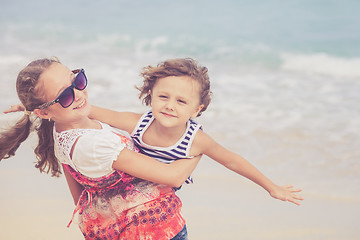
top-left (33, 108), bottom-right (51, 121)
top-left (148, 90), bottom-right (152, 106)
top-left (191, 104), bottom-right (204, 118)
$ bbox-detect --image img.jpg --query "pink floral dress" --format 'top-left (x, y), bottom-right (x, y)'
top-left (54, 123), bottom-right (186, 240)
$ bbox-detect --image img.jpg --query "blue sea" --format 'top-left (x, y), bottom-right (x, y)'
top-left (1, 0), bottom-right (359, 239)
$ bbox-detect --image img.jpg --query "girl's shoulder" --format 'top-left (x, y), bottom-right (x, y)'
top-left (65, 124), bottom-right (134, 178)
top-left (53, 127), bottom-right (94, 157)
top-left (54, 122), bottom-right (123, 158)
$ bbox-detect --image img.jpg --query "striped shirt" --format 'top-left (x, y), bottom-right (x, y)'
top-left (131, 111), bottom-right (202, 184)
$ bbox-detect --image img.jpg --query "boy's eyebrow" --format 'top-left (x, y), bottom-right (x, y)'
top-left (156, 89), bottom-right (168, 94)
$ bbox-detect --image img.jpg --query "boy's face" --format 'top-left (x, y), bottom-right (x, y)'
top-left (150, 76), bottom-right (204, 128)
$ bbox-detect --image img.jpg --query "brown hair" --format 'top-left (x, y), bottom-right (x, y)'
top-left (137, 58), bottom-right (212, 117)
top-left (0, 58), bottom-right (62, 177)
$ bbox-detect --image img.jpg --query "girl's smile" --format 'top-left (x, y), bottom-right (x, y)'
top-left (73, 98), bottom-right (87, 110)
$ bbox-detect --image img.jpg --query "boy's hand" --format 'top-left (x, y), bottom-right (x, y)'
top-left (3, 104), bottom-right (25, 114)
top-left (269, 185), bottom-right (304, 205)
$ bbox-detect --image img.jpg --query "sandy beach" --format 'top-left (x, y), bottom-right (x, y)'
top-left (1, 1), bottom-right (360, 239)
top-left (0, 134), bottom-right (358, 240)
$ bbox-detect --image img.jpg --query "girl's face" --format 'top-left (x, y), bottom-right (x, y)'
top-left (35, 63), bottom-right (91, 129)
top-left (150, 76), bottom-right (204, 129)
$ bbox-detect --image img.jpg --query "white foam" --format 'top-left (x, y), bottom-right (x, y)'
top-left (280, 53), bottom-right (360, 78)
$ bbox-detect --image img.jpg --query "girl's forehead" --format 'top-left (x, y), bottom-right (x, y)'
top-left (42, 64), bottom-right (72, 82)
top-left (38, 63), bottom-right (73, 97)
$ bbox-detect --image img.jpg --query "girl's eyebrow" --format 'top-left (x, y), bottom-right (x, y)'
top-left (55, 72), bottom-right (75, 97)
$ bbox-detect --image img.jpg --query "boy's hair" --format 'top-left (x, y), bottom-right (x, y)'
top-left (137, 58), bottom-right (212, 117)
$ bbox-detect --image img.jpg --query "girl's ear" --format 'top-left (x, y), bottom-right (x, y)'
top-left (33, 108), bottom-right (51, 121)
top-left (191, 104), bottom-right (204, 118)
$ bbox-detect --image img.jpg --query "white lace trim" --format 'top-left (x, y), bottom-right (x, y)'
top-left (53, 126), bottom-right (96, 164)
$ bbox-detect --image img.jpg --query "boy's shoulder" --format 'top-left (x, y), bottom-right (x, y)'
top-left (190, 128), bottom-right (213, 156)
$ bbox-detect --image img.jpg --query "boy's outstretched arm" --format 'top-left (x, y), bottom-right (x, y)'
top-left (193, 131), bottom-right (304, 205)
top-left (3, 104), bottom-right (141, 136)
top-left (3, 104), bottom-right (25, 113)
top-left (89, 105), bottom-right (141, 134)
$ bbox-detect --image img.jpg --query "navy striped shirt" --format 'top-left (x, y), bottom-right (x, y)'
top-left (131, 111), bottom-right (202, 184)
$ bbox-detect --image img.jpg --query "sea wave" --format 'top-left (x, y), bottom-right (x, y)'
top-left (280, 53), bottom-right (360, 78)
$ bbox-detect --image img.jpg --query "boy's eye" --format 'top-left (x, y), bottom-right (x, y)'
top-left (159, 95), bottom-right (168, 99)
top-left (178, 99), bottom-right (186, 104)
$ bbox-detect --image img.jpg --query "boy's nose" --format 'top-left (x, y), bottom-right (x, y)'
top-left (165, 100), bottom-right (175, 110)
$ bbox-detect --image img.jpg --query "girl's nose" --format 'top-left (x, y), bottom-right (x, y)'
top-left (74, 88), bottom-right (85, 102)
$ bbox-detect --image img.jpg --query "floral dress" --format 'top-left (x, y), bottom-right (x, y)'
top-left (54, 122), bottom-right (186, 240)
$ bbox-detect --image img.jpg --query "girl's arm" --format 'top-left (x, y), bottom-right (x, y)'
top-left (63, 168), bottom-right (84, 205)
top-left (193, 131), bottom-right (303, 205)
top-left (89, 105), bottom-right (141, 134)
top-left (113, 148), bottom-right (201, 188)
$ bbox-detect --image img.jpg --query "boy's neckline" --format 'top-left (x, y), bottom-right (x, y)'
top-left (141, 117), bottom-right (190, 149)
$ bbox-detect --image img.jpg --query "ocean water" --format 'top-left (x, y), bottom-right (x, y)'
top-left (1, 0), bottom-right (359, 215)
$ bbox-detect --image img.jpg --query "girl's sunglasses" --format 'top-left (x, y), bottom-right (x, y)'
top-left (36, 69), bottom-right (88, 109)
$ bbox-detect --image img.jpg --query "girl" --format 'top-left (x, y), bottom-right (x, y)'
top-left (89, 58), bottom-right (303, 205)
top-left (0, 58), bottom-right (201, 239)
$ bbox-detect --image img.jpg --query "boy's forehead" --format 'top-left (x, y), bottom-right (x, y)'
top-left (156, 76), bottom-right (200, 88)
top-left (154, 76), bottom-right (201, 96)
top-left (156, 75), bottom-right (198, 85)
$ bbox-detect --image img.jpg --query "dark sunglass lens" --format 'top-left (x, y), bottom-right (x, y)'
top-left (74, 71), bottom-right (87, 90)
top-left (58, 87), bottom-right (75, 108)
